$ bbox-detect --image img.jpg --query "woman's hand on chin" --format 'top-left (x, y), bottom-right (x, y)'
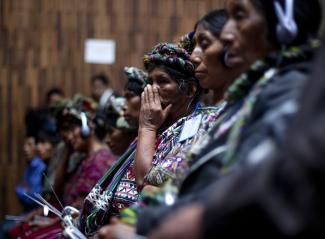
top-left (139, 85), bottom-right (172, 131)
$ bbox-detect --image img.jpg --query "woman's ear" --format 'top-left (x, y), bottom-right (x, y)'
top-left (187, 81), bottom-right (198, 98)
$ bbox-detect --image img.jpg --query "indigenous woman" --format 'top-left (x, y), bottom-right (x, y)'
top-left (103, 96), bottom-right (138, 156)
top-left (10, 95), bottom-right (115, 239)
top-left (79, 67), bottom-right (148, 236)
top-left (143, 0), bottom-right (323, 238)
top-left (81, 40), bottom-right (221, 236)
top-left (95, 9), bottom-right (247, 238)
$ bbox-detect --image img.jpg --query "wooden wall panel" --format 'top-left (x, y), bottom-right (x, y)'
top-left (0, 0), bottom-right (226, 219)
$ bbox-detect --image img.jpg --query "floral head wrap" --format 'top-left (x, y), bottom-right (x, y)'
top-left (124, 66), bottom-right (148, 96)
top-left (143, 43), bottom-right (195, 78)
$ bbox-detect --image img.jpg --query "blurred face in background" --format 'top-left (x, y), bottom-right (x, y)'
top-left (92, 79), bottom-right (107, 101)
top-left (61, 123), bottom-right (90, 152)
top-left (105, 127), bottom-right (134, 156)
top-left (221, 0), bottom-right (274, 70)
top-left (48, 93), bottom-right (63, 108)
top-left (123, 90), bottom-right (141, 128)
top-left (59, 122), bottom-right (74, 149)
top-left (36, 140), bottom-right (54, 161)
top-left (23, 136), bottom-right (37, 161)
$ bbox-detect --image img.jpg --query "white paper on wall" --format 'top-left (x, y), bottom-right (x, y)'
top-left (84, 39), bottom-right (116, 64)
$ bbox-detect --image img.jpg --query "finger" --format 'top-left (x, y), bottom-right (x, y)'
top-left (152, 85), bottom-right (160, 105)
top-left (141, 92), bottom-right (147, 110)
top-left (28, 222), bottom-right (35, 227)
top-left (110, 217), bottom-right (120, 224)
top-left (98, 225), bottom-right (112, 238)
top-left (147, 85), bottom-right (155, 108)
top-left (145, 87), bottom-right (151, 110)
top-left (162, 104), bottom-right (172, 119)
top-left (144, 86), bottom-right (150, 106)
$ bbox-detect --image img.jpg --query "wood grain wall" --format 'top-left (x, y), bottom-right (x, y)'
top-left (0, 0), bottom-right (226, 219)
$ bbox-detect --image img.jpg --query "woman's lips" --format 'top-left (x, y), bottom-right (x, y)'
top-left (225, 53), bottom-right (243, 67)
top-left (195, 71), bottom-right (207, 80)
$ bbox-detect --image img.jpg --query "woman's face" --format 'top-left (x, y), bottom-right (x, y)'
top-left (191, 25), bottom-right (243, 95)
top-left (192, 25), bottom-right (224, 91)
top-left (148, 67), bottom-right (192, 113)
top-left (23, 137), bottom-right (37, 161)
top-left (123, 90), bottom-right (141, 128)
top-left (36, 141), bottom-right (54, 161)
top-left (65, 125), bottom-right (89, 152)
top-left (221, 0), bottom-right (275, 69)
top-left (105, 128), bottom-right (134, 155)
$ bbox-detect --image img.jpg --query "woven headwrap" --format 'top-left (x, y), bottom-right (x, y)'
top-left (104, 96), bottom-right (136, 132)
top-left (143, 43), bottom-right (195, 77)
top-left (124, 66), bottom-right (148, 96)
top-left (56, 94), bottom-right (97, 129)
top-left (177, 32), bottom-right (195, 55)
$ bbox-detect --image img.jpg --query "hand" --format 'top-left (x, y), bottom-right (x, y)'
top-left (23, 207), bottom-right (43, 222)
top-left (29, 217), bottom-right (56, 229)
top-left (142, 185), bottom-right (161, 194)
top-left (139, 85), bottom-right (172, 131)
top-left (149, 204), bottom-right (203, 239)
top-left (97, 218), bottom-right (136, 239)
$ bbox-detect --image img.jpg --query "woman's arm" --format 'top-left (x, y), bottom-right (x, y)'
top-left (134, 85), bottom-right (171, 188)
top-left (53, 144), bottom-right (73, 196)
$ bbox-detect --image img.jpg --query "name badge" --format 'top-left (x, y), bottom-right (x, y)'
top-left (178, 114), bottom-right (202, 142)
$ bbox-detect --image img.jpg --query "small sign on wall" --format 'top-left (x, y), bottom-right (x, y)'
top-left (84, 39), bottom-right (116, 64)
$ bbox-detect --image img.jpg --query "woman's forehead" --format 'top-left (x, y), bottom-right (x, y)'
top-left (227, 0), bottom-right (256, 10)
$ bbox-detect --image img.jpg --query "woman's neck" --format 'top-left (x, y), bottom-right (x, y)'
top-left (212, 68), bottom-right (248, 104)
top-left (212, 89), bottom-right (224, 104)
top-left (162, 103), bottom-right (195, 130)
top-left (88, 137), bottom-right (108, 154)
top-left (212, 83), bottom-right (232, 104)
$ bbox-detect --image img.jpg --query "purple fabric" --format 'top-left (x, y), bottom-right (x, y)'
top-left (63, 148), bottom-right (116, 205)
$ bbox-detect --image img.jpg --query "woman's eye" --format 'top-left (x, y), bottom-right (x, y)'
top-left (234, 9), bottom-right (246, 20)
top-left (200, 41), bottom-right (210, 50)
top-left (197, 37), bottom-right (211, 50)
top-left (157, 78), bottom-right (168, 85)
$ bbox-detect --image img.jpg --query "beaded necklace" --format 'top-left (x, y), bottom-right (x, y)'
top-left (222, 40), bottom-right (320, 170)
top-left (187, 40), bottom-right (319, 173)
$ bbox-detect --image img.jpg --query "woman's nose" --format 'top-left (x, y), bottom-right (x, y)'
top-left (190, 47), bottom-right (202, 67)
top-left (122, 104), bottom-right (128, 113)
top-left (67, 132), bottom-right (74, 140)
top-left (220, 21), bottom-right (236, 45)
top-left (106, 135), bottom-right (113, 146)
top-left (151, 82), bottom-right (159, 89)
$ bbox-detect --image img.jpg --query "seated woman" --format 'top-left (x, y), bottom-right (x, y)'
top-left (103, 96), bottom-right (138, 156)
top-left (80, 40), bottom-right (224, 235)
top-left (139, 0), bottom-right (323, 237)
top-left (79, 66), bottom-right (148, 235)
top-left (138, 9), bottom-right (251, 190)
top-left (15, 131), bottom-right (58, 212)
top-left (9, 95), bottom-right (115, 239)
top-left (95, 8), bottom-right (247, 238)
top-left (97, 0), bottom-right (322, 236)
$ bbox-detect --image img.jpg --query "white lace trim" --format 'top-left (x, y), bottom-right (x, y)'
top-left (94, 191), bottom-right (112, 211)
top-left (85, 186), bottom-right (102, 204)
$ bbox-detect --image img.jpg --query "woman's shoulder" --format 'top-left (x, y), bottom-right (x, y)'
top-left (258, 62), bottom-right (311, 107)
top-left (197, 105), bottom-right (220, 113)
top-left (89, 147), bottom-right (115, 162)
top-left (195, 105), bottom-right (223, 121)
